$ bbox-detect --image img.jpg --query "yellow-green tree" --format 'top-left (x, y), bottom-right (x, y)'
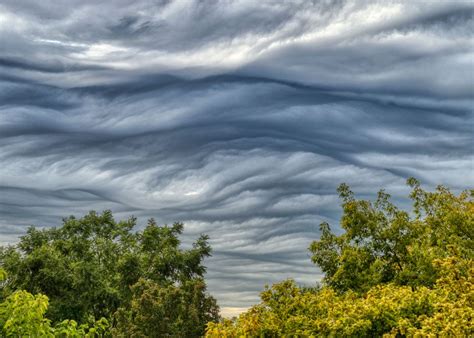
top-left (310, 178), bottom-right (473, 292)
top-left (0, 269), bottom-right (109, 337)
top-left (206, 179), bottom-right (473, 337)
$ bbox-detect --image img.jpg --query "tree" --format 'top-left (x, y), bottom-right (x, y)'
top-left (0, 268), bottom-right (109, 337)
top-left (206, 179), bottom-right (474, 337)
top-left (0, 211), bottom-right (219, 335)
top-left (310, 179), bottom-right (473, 292)
top-left (207, 260), bottom-right (473, 337)
top-left (113, 277), bottom-right (219, 337)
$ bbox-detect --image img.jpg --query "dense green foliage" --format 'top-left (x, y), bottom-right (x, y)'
top-left (113, 277), bottom-right (219, 336)
top-left (206, 179), bottom-right (473, 337)
top-left (0, 269), bottom-right (109, 337)
top-left (0, 211), bottom-right (219, 336)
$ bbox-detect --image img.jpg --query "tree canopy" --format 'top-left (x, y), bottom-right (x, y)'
top-left (206, 179), bottom-right (474, 337)
top-left (0, 211), bottom-right (219, 336)
top-left (0, 268), bottom-right (109, 337)
top-left (310, 178), bottom-right (473, 293)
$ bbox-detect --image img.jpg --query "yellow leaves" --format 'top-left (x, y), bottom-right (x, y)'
top-left (206, 319), bottom-right (237, 338)
top-left (205, 306), bottom-right (268, 338)
top-left (206, 257), bottom-right (473, 337)
top-left (206, 181), bottom-right (474, 337)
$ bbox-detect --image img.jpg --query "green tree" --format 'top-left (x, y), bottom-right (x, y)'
top-left (113, 277), bottom-right (219, 337)
top-left (0, 268), bottom-right (109, 337)
top-left (310, 179), bottom-right (473, 292)
top-left (0, 211), bottom-right (219, 335)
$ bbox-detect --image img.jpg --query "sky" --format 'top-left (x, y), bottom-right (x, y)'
top-left (0, 0), bottom-right (473, 316)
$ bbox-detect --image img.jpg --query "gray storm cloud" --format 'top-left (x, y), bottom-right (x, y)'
top-left (0, 0), bottom-right (473, 312)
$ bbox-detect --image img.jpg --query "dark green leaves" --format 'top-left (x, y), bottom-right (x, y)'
top-left (0, 210), bottom-right (219, 335)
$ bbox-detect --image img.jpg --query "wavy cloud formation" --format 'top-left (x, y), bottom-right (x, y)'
top-left (0, 1), bottom-right (473, 313)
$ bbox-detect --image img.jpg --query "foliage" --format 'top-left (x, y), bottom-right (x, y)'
top-left (0, 269), bottom-right (108, 337)
top-left (113, 277), bottom-right (219, 337)
top-left (206, 179), bottom-right (474, 337)
top-left (0, 211), bottom-right (219, 335)
top-left (0, 290), bottom-right (52, 336)
top-left (310, 179), bottom-right (473, 292)
top-left (207, 259), bottom-right (473, 337)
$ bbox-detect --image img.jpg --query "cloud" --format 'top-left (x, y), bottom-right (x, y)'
top-left (0, 0), bottom-right (473, 309)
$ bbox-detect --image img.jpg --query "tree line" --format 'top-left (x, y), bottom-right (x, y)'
top-left (0, 212), bottom-right (218, 336)
top-left (0, 178), bottom-right (472, 336)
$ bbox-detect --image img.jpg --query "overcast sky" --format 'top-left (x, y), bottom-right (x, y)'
top-left (0, 0), bottom-right (473, 315)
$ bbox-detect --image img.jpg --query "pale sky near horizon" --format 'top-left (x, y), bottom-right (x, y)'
top-left (0, 0), bottom-right (473, 315)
